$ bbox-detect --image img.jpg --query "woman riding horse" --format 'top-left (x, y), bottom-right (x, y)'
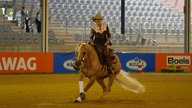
top-left (73, 42), bottom-right (121, 102)
top-left (73, 43), bottom-right (145, 102)
top-left (89, 13), bottom-right (115, 74)
top-left (73, 14), bottom-right (145, 102)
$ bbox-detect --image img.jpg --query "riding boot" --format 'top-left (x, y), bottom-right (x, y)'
top-left (94, 45), bottom-right (104, 65)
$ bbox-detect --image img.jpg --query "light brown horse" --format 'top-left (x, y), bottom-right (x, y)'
top-left (73, 42), bottom-right (145, 102)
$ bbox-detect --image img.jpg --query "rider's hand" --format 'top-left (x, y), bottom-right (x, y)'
top-left (104, 41), bottom-right (108, 46)
top-left (89, 41), bottom-right (94, 46)
top-left (108, 41), bottom-right (112, 46)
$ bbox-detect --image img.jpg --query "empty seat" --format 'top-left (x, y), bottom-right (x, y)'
top-left (49, 0), bottom-right (54, 3)
top-left (114, 11), bottom-right (121, 16)
top-left (73, 0), bottom-right (79, 4)
top-left (61, 4), bottom-right (68, 9)
top-left (127, 5), bottom-right (134, 11)
top-left (159, 12), bottom-right (165, 17)
top-left (79, 0), bottom-right (85, 4)
top-left (62, 20), bottom-right (67, 27)
top-left (100, 5), bottom-right (105, 10)
top-left (103, 1), bottom-right (109, 5)
top-left (149, 11), bottom-right (154, 17)
top-left (143, 11), bottom-right (148, 17)
top-left (115, 1), bottom-right (120, 5)
top-left (57, 9), bottom-right (65, 15)
top-left (136, 1), bottom-right (142, 6)
top-left (91, 0), bottom-right (96, 4)
top-left (53, 15), bottom-right (60, 21)
top-left (57, 0), bottom-right (65, 3)
top-left (144, 6), bottom-right (151, 11)
top-left (68, 4), bottom-right (75, 9)
top-left (81, 4), bottom-right (87, 10)
top-left (138, 6), bottom-right (144, 12)
top-left (143, 22), bottom-right (151, 29)
top-left (49, 3), bottom-right (56, 9)
top-left (140, 16), bottom-right (146, 21)
top-left (55, 4), bottom-right (62, 9)
top-left (163, 17), bottom-right (168, 21)
top-left (165, 12), bottom-right (171, 17)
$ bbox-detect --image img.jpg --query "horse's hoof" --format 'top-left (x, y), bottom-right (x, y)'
top-left (73, 100), bottom-right (81, 103)
top-left (80, 93), bottom-right (86, 100)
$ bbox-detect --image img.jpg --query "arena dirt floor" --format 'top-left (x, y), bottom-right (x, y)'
top-left (0, 73), bottom-right (192, 108)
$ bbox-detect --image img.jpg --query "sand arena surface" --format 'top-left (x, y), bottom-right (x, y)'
top-left (0, 73), bottom-right (192, 108)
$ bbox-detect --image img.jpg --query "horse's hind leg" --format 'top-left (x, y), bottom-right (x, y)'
top-left (97, 78), bottom-right (110, 102)
top-left (96, 75), bottom-right (116, 102)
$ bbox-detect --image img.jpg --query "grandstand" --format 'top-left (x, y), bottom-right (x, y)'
top-left (0, 0), bottom-right (191, 53)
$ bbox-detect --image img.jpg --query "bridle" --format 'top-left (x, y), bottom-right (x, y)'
top-left (74, 44), bottom-right (88, 67)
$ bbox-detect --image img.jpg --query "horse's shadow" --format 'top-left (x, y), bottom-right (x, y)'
top-left (70, 98), bottom-right (147, 105)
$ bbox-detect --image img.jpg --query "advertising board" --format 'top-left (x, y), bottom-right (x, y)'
top-left (116, 53), bottom-right (156, 72)
top-left (156, 53), bottom-right (192, 72)
top-left (0, 52), bottom-right (53, 73)
top-left (54, 53), bottom-right (77, 73)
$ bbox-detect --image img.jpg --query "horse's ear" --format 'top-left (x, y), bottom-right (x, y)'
top-left (75, 42), bottom-right (82, 52)
top-left (78, 42), bottom-right (83, 47)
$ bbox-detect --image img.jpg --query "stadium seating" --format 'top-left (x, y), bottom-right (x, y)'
top-left (47, 0), bottom-right (185, 39)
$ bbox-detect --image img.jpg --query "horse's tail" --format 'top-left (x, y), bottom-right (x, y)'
top-left (115, 70), bottom-right (145, 93)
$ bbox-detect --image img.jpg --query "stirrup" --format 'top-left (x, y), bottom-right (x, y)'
top-left (107, 67), bottom-right (114, 75)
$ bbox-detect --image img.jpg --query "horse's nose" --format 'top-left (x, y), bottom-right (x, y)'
top-left (75, 60), bottom-right (82, 66)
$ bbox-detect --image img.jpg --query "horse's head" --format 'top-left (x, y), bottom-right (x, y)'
top-left (74, 43), bottom-right (90, 67)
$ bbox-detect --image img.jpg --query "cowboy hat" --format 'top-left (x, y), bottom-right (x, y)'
top-left (92, 13), bottom-right (104, 21)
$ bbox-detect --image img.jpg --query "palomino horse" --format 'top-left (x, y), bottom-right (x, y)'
top-left (73, 42), bottom-right (145, 102)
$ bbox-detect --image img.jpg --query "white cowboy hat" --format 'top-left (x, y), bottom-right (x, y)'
top-left (92, 13), bottom-right (104, 21)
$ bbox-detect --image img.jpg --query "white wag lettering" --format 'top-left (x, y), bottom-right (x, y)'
top-left (27, 57), bottom-right (36, 70)
top-left (0, 57), bottom-right (37, 71)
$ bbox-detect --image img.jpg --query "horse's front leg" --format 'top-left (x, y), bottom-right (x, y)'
top-left (74, 73), bottom-right (85, 102)
top-left (74, 75), bottom-right (96, 103)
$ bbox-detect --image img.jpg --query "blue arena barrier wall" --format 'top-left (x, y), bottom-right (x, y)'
top-left (116, 53), bottom-right (156, 72)
top-left (53, 52), bottom-right (156, 73)
top-left (54, 53), bottom-right (77, 73)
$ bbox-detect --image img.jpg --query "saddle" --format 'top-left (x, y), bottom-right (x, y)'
top-left (89, 42), bottom-right (115, 66)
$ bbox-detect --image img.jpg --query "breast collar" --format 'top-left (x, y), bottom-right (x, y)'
top-left (92, 23), bottom-right (107, 34)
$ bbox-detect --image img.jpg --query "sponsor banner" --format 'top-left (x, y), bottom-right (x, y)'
top-left (54, 53), bottom-right (77, 73)
top-left (116, 53), bottom-right (155, 72)
top-left (0, 52), bottom-right (53, 73)
top-left (156, 53), bottom-right (192, 72)
top-left (54, 52), bottom-right (155, 73)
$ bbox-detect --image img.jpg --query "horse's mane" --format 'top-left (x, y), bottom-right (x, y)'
top-left (75, 42), bottom-right (101, 71)
top-left (75, 42), bottom-right (96, 55)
